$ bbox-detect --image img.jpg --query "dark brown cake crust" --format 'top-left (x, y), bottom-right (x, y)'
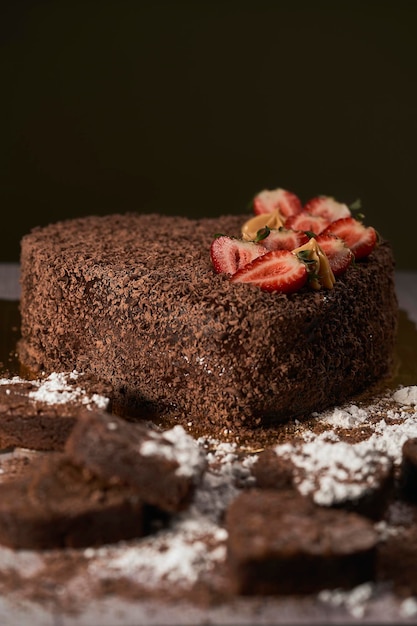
top-left (17, 213), bottom-right (398, 436)
top-left (399, 437), bottom-right (417, 501)
top-left (0, 454), bottom-right (145, 550)
top-left (225, 488), bottom-right (378, 595)
top-left (65, 409), bottom-right (206, 512)
top-left (0, 374), bottom-right (111, 451)
top-left (253, 444), bottom-right (395, 520)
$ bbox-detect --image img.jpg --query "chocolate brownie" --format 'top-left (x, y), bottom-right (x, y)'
top-left (0, 372), bottom-right (111, 451)
top-left (252, 436), bottom-right (395, 519)
top-left (65, 409), bottom-right (207, 512)
top-left (225, 488), bottom-right (378, 595)
top-left (17, 212), bottom-right (398, 436)
top-left (399, 437), bottom-right (417, 501)
top-left (0, 453), bottom-right (145, 550)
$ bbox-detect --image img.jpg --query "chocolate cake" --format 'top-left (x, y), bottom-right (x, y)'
top-left (17, 211), bottom-right (398, 436)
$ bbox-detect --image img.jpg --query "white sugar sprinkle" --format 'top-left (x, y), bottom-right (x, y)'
top-left (0, 370), bottom-right (109, 410)
top-left (139, 425), bottom-right (206, 478)
top-left (392, 385), bottom-right (417, 406)
top-left (318, 582), bottom-right (374, 618)
top-left (275, 432), bottom-right (391, 506)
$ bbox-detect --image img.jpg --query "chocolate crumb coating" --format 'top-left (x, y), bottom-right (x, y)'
top-left (0, 454), bottom-right (145, 549)
top-left (65, 409), bottom-right (207, 512)
top-left (225, 488), bottom-right (378, 595)
top-left (17, 213), bottom-right (398, 436)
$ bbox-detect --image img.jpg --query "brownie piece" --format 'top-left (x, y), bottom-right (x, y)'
top-left (65, 409), bottom-right (207, 513)
top-left (0, 453), bottom-right (145, 550)
top-left (251, 448), bottom-right (294, 490)
top-left (0, 372), bottom-right (111, 451)
top-left (252, 435), bottom-right (394, 519)
top-left (225, 488), bottom-right (378, 595)
top-left (399, 437), bottom-right (417, 501)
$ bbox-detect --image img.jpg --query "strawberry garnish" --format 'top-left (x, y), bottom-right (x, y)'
top-left (210, 235), bottom-right (268, 275)
top-left (256, 226), bottom-right (310, 251)
top-left (304, 195), bottom-right (351, 222)
top-left (315, 233), bottom-right (354, 276)
top-left (321, 217), bottom-right (378, 260)
top-left (284, 210), bottom-right (330, 235)
top-left (230, 249), bottom-right (308, 293)
top-left (253, 188), bottom-right (303, 219)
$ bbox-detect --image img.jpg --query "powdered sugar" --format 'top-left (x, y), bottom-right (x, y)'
top-left (393, 385), bottom-right (417, 407)
top-left (0, 371), bottom-right (109, 410)
top-left (274, 432), bottom-right (391, 506)
top-left (139, 425), bottom-right (206, 479)
top-left (315, 404), bottom-right (370, 429)
top-left (273, 387), bottom-right (417, 506)
top-left (88, 516), bottom-right (227, 588)
top-left (318, 582), bottom-right (375, 619)
top-left (86, 437), bottom-right (256, 589)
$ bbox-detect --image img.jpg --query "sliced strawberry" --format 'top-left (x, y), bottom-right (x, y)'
top-left (253, 188), bottom-right (303, 219)
top-left (210, 236), bottom-right (268, 275)
top-left (257, 226), bottom-right (310, 252)
top-left (315, 233), bottom-right (354, 276)
top-left (284, 210), bottom-right (330, 235)
top-left (304, 195), bottom-right (351, 222)
top-left (321, 217), bottom-right (378, 260)
top-left (230, 249), bottom-right (308, 293)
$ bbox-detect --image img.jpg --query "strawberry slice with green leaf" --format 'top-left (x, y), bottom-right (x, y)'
top-left (321, 217), bottom-right (378, 260)
top-left (210, 235), bottom-right (268, 275)
top-left (315, 233), bottom-right (354, 276)
top-left (230, 249), bottom-right (308, 293)
top-left (253, 188), bottom-right (303, 219)
top-left (256, 226), bottom-right (310, 251)
top-left (284, 210), bottom-right (330, 235)
top-left (304, 195), bottom-right (351, 222)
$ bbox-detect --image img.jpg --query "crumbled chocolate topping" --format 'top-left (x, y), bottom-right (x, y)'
top-left (18, 213), bottom-right (398, 439)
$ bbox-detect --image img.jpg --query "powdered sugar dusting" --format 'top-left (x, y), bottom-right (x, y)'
top-left (274, 387), bottom-right (417, 506)
top-left (318, 582), bottom-right (375, 619)
top-left (315, 404), bottom-right (370, 429)
top-left (139, 425), bottom-right (206, 478)
top-left (86, 436), bottom-right (256, 589)
top-left (0, 371), bottom-right (109, 410)
top-left (274, 432), bottom-right (391, 506)
top-left (88, 516), bottom-right (227, 588)
top-left (392, 385), bottom-right (417, 407)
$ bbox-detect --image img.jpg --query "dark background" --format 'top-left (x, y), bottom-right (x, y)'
top-left (1, 0), bottom-right (417, 268)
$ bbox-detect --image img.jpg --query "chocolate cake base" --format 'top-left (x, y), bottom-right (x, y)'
top-left (17, 213), bottom-right (398, 436)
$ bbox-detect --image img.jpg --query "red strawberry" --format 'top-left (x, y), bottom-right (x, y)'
top-left (321, 217), bottom-right (378, 260)
top-left (253, 188), bottom-right (303, 219)
top-left (304, 195), bottom-right (351, 222)
top-left (210, 236), bottom-right (268, 275)
top-left (257, 226), bottom-right (310, 252)
top-left (315, 233), bottom-right (354, 276)
top-left (230, 249), bottom-right (308, 293)
top-left (284, 210), bottom-right (330, 235)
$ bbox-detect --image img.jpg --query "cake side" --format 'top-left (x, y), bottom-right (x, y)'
top-left (17, 212), bottom-right (398, 436)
